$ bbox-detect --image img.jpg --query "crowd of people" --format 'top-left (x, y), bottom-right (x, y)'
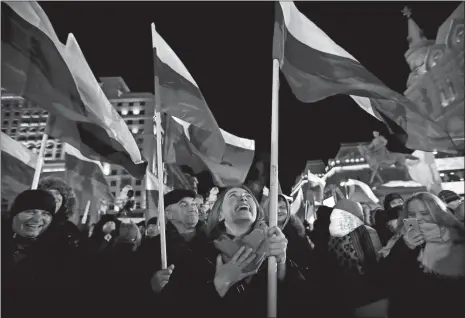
top-left (2, 176), bottom-right (465, 318)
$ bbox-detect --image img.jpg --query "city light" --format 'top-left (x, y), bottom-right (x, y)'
top-left (133, 108), bottom-right (140, 115)
top-left (102, 163), bottom-right (111, 176)
top-left (122, 109), bottom-right (128, 115)
top-left (132, 127), bottom-right (139, 134)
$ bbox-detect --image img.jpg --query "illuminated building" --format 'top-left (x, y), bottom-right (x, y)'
top-left (1, 77), bottom-right (193, 217)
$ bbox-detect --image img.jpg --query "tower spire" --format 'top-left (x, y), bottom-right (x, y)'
top-left (402, 6), bottom-right (428, 48)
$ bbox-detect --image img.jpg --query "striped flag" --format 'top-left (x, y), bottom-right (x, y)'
top-left (273, 2), bottom-right (457, 153)
top-left (151, 24), bottom-right (226, 162)
top-left (164, 115), bottom-right (255, 188)
top-left (2, 2), bottom-right (147, 179)
top-left (1, 132), bottom-right (38, 201)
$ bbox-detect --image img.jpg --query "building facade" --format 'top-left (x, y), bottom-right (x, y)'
top-left (1, 76), bottom-right (193, 219)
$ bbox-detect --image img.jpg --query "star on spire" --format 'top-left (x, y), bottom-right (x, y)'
top-left (402, 6), bottom-right (412, 18)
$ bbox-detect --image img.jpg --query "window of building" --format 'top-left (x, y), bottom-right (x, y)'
top-left (140, 110), bottom-right (145, 115)
top-left (11, 128), bottom-right (17, 134)
top-left (138, 129), bottom-right (144, 134)
top-left (56, 143), bottom-right (62, 149)
top-left (18, 136), bottom-right (25, 141)
top-left (136, 202), bottom-right (141, 209)
top-left (3, 120), bottom-right (8, 126)
top-left (135, 180), bottom-right (142, 186)
top-left (55, 152), bottom-right (62, 159)
top-left (140, 102), bottom-right (146, 106)
top-left (14, 112), bottom-right (20, 116)
top-left (2, 128), bottom-right (7, 133)
top-left (127, 120), bottom-right (133, 125)
top-left (45, 153), bottom-right (53, 158)
top-left (129, 102), bottom-right (134, 106)
top-left (27, 136), bottom-right (35, 141)
top-left (111, 181), bottom-right (117, 187)
top-left (13, 120), bottom-right (18, 126)
top-left (111, 170), bottom-right (117, 176)
top-left (117, 102), bottom-right (122, 107)
top-left (139, 120), bottom-right (144, 124)
top-left (135, 191), bottom-right (141, 197)
top-left (5, 112), bottom-right (10, 117)
top-left (111, 192), bottom-right (116, 197)
top-left (137, 137), bottom-right (143, 144)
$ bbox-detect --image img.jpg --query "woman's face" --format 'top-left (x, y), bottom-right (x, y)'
top-left (222, 188), bottom-right (257, 226)
top-left (406, 199), bottom-right (434, 224)
top-left (12, 209), bottom-right (53, 238)
top-left (48, 189), bottom-right (63, 212)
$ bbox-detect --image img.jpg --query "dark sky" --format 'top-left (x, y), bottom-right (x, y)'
top-left (39, 1), bottom-right (460, 193)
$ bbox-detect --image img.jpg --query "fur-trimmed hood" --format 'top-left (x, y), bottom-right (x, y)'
top-left (38, 177), bottom-right (77, 223)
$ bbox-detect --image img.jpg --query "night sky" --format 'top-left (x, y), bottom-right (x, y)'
top-left (39, 1), bottom-right (460, 193)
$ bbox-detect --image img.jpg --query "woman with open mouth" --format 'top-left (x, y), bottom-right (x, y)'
top-left (155, 185), bottom-right (306, 318)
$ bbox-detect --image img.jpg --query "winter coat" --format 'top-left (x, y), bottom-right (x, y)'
top-left (379, 238), bottom-right (465, 318)
top-left (1, 217), bottom-right (82, 318)
top-left (136, 221), bottom-right (208, 308)
top-left (156, 238), bottom-right (309, 318)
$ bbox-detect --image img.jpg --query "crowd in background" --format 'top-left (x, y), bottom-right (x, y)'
top-left (2, 175), bottom-right (465, 318)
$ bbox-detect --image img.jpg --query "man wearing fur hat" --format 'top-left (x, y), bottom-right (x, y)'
top-left (136, 189), bottom-right (206, 303)
top-left (2, 190), bottom-right (81, 318)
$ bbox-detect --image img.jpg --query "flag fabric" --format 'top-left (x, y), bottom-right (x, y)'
top-left (145, 171), bottom-right (161, 219)
top-left (345, 179), bottom-right (380, 207)
top-left (164, 115), bottom-right (255, 188)
top-left (2, 2), bottom-right (147, 179)
top-left (1, 133), bottom-right (38, 201)
top-left (273, 1), bottom-right (457, 153)
top-left (405, 150), bottom-right (443, 194)
top-left (151, 24), bottom-right (226, 162)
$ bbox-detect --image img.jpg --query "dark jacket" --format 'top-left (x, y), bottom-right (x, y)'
top-left (282, 215), bottom-right (314, 275)
top-left (156, 238), bottom-right (308, 318)
top-left (1, 217), bottom-right (82, 318)
top-left (379, 239), bottom-right (465, 318)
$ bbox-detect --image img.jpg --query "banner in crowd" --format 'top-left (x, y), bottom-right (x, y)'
top-left (2, 2), bottom-right (147, 179)
top-left (1, 132), bottom-right (38, 202)
top-left (272, 1), bottom-right (458, 153)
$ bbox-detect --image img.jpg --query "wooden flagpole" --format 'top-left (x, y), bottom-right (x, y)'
top-left (81, 200), bottom-right (91, 224)
top-left (152, 23), bottom-right (168, 270)
top-left (268, 58), bottom-right (280, 318)
top-left (31, 117), bottom-right (51, 189)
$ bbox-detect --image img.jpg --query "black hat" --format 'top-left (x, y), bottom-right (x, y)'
top-left (9, 190), bottom-right (56, 217)
top-left (146, 217), bottom-right (159, 226)
top-left (438, 190), bottom-right (461, 204)
top-left (164, 189), bottom-right (197, 209)
top-left (383, 193), bottom-right (403, 211)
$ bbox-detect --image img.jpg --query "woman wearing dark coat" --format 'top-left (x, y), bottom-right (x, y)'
top-left (378, 192), bottom-right (465, 318)
top-left (157, 186), bottom-right (306, 318)
top-left (2, 190), bottom-right (81, 318)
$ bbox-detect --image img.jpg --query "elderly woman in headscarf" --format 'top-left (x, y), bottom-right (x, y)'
top-left (378, 192), bottom-right (465, 318)
top-left (156, 186), bottom-right (305, 318)
top-left (326, 199), bottom-right (384, 315)
top-left (263, 194), bottom-right (314, 278)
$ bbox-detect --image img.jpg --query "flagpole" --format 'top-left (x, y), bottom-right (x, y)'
top-left (31, 117), bottom-right (50, 189)
top-left (152, 23), bottom-right (168, 270)
top-left (268, 58), bottom-right (280, 318)
top-left (81, 200), bottom-right (91, 224)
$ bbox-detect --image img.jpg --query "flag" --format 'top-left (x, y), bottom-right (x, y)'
top-left (345, 179), bottom-right (380, 208)
top-left (145, 171), bottom-right (161, 219)
top-left (1, 132), bottom-right (38, 201)
top-left (151, 24), bottom-right (226, 162)
top-left (164, 116), bottom-right (255, 188)
top-left (273, 2), bottom-right (458, 153)
top-left (405, 150), bottom-right (443, 194)
top-left (2, 2), bottom-right (147, 179)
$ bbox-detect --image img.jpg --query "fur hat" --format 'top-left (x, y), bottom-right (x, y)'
top-left (9, 190), bottom-right (56, 217)
top-left (164, 189), bottom-right (197, 209)
top-left (438, 190), bottom-right (461, 204)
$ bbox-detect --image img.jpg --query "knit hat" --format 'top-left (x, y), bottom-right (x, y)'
top-left (9, 190), bottom-right (56, 217)
top-left (438, 190), bottom-right (461, 204)
top-left (383, 193), bottom-right (403, 211)
top-left (146, 216), bottom-right (158, 226)
top-left (164, 189), bottom-right (197, 209)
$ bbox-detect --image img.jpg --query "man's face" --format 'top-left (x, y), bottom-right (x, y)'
top-left (146, 224), bottom-right (160, 237)
top-left (167, 197), bottom-right (199, 229)
top-left (12, 209), bottom-right (53, 238)
top-left (48, 189), bottom-right (63, 213)
top-left (277, 199), bottom-right (288, 224)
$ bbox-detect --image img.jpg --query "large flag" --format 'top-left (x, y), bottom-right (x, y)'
top-left (2, 2), bottom-right (147, 179)
top-left (164, 115), bottom-right (255, 188)
top-left (273, 2), bottom-right (457, 153)
top-left (1, 132), bottom-right (38, 201)
top-left (151, 24), bottom-right (226, 162)
top-left (145, 171), bottom-right (161, 219)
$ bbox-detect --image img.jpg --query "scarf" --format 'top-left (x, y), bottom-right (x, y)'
top-left (212, 220), bottom-right (269, 274)
top-left (379, 222), bottom-right (465, 277)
